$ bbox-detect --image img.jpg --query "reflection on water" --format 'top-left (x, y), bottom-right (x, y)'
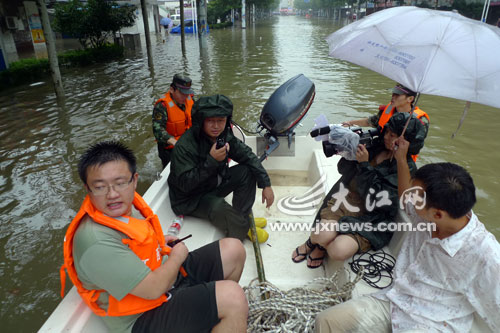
top-left (0, 16), bottom-right (499, 331)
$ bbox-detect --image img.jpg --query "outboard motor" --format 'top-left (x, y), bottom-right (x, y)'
top-left (257, 74), bottom-right (315, 161)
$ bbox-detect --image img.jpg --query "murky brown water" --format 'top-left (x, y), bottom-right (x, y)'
top-left (1, 16), bottom-right (499, 331)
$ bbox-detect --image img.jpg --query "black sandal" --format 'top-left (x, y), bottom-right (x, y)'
top-left (307, 244), bottom-right (326, 269)
top-left (292, 238), bottom-right (316, 263)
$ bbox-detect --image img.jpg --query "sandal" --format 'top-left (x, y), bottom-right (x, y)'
top-left (291, 238), bottom-right (316, 263)
top-left (307, 244), bottom-right (326, 269)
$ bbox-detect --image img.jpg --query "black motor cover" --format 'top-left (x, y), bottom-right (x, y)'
top-left (260, 74), bottom-right (315, 135)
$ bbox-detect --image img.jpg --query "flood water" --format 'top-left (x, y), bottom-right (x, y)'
top-left (1, 15), bottom-right (499, 331)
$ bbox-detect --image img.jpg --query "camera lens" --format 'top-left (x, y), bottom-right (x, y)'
top-left (322, 141), bottom-right (337, 158)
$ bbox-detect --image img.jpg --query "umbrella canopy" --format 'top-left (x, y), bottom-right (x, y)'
top-left (160, 17), bottom-right (172, 27)
top-left (326, 6), bottom-right (500, 109)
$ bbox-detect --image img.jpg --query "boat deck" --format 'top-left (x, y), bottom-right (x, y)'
top-left (241, 183), bottom-right (325, 289)
top-left (39, 136), bottom-right (489, 332)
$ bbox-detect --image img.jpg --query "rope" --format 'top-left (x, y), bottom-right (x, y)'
top-left (244, 268), bottom-right (364, 332)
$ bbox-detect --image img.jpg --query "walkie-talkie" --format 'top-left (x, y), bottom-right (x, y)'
top-left (216, 137), bottom-right (225, 149)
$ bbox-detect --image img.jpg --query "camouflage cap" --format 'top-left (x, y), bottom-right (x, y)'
top-left (391, 83), bottom-right (416, 97)
top-left (172, 74), bottom-right (194, 95)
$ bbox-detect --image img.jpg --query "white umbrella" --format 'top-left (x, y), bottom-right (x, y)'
top-left (326, 6), bottom-right (500, 109)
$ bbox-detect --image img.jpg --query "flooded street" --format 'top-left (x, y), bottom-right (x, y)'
top-left (1, 15), bottom-right (499, 331)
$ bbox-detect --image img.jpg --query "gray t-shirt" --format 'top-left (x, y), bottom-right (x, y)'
top-left (73, 208), bottom-right (153, 333)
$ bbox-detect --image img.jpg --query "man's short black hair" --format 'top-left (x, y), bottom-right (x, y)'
top-left (414, 162), bottom-right (476, 219)
top-left (78, 141), bottom-right (136, 184)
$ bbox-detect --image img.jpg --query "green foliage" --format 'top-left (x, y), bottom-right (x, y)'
top-left (294, 0), bottom-right (344, 12)
top-left (208, 0), bottom-right (239, 24)
top-left (211, 21), bottom-right (233, 29)
top-left (294, 0), bottom-right (484, 19)
top-left (248, 0), bottom-right (280, 11)
top-left (58, 44), bottom-right (124, 66)
top-left (451, 0), bottom-right (484, 20)
top-left (416, 1), bottom-right (432, 9)
top-left (0, 58), bottom-right (50, 88)
top-left (54, 0), bottom-right (136, 49)
top-left (207, 0), bottom-right (279, 24)
top-left (293, 0), bottom-right (309, 11)
top-left (0, 45), bottom-right (124, 90)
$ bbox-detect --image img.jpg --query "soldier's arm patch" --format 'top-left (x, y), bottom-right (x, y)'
top-left (154, 110), bottom-right (163, 120)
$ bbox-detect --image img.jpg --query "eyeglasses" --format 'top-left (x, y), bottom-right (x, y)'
top-left (88, 175), bottom-right (134, 196)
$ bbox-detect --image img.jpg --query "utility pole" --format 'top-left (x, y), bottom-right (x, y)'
top-left (140, 0), bottom-right (154, 68)
top-left (242, 0), bottom-right (246, 29)
top-left (36, 0), bottom-right (64, 99)
top-left (180, 0), bottom-right (186, 55)
top-left (197, 0), bottom-right (208, 37)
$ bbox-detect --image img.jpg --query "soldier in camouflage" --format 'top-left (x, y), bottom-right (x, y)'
top-left (152, 74), bottom-right (195, 168)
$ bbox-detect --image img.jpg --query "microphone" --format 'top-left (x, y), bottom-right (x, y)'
top-left (310, 126), bottom-right (332, 138)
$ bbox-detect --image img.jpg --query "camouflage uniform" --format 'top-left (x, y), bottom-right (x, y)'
top-left (152, 93), bottom-right (189, 168)
top-left (152, 74), bottom-right (195, 168)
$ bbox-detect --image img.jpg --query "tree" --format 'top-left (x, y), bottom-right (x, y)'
top-left (207, 0), bottom-right (278, 24)
top-left (207, 0), bottom-right (240, 24)
top-left (450, 0), bottom-right (484, 20)
top-left (248, 0), bottom-right (280, 11)
top-left (54, 0), bottom-right (137, 49)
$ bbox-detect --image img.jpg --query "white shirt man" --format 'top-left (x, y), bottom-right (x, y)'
top-left (374, 204), bottom-right (500, 332)
top-left (314, 144), bottom-right (500, 332)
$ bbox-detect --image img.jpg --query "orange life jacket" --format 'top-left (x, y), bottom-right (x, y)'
top-left (155, 93), bottom-right (194, 149)
top-left (60, 193), bottom-right (174, 317)
top-left (377, 103), bottom-right (429, 162)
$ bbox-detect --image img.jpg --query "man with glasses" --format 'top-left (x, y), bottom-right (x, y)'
top-left (60, 141), bottom-right (248, 332)
top-left (152, 74), bottom-right (195, 168)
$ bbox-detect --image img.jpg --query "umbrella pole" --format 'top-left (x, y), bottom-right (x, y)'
top-left (484, 0), bottom-right (492, 23)
top-left (400, 92), bottom-right (420, 137)
top-left (451, 101), bottom-right (471, 139)
top-left (481, 0), bottom-right (492, 22)
top-left (391, 93), bottom-right (420, 161)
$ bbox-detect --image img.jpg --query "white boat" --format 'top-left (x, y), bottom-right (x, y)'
top-left (40, 75), bottom-right (489, 332)
top-left (39, 131), bottom-right (490, 332)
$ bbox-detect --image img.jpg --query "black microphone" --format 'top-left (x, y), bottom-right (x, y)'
top-left (310, 126), bottom-right (332, 138)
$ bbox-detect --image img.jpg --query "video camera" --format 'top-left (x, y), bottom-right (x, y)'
top-left (310, 125), bottom-right (380, 159)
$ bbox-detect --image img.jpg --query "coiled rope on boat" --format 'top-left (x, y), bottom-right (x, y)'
top-left (244, 268), bottom-right (364, 332)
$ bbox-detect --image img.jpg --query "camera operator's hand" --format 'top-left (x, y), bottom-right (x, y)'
top-left (210, 142), bottom-right (229, 162)
top-left (356, 144), bottom-right (369, 163)
top-left (394, 136), bottom-right (409, 162)
top-left (342, 118), bottom-right (371, 127)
